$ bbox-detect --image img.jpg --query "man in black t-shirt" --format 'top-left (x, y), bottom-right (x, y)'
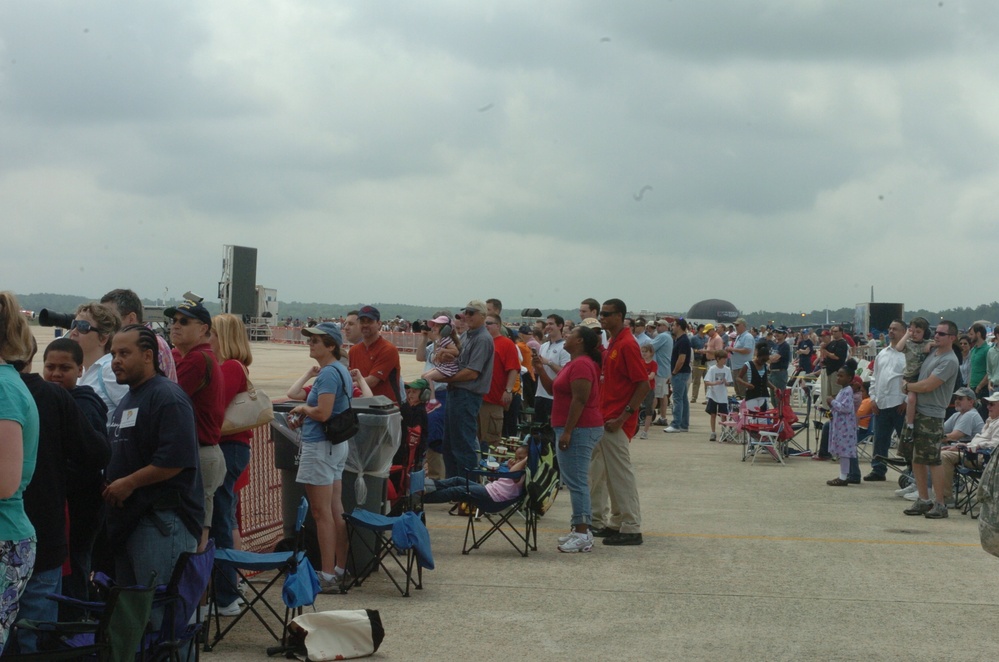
top-left (104, 326), bottom-right (203, 595)
top-left (665, 319), bottom-right (692, 433)
top-left (820, 326), bottom-right (849, 401)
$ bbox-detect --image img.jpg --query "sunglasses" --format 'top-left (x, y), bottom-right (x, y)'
top-left (70, 319), bottom-right (95, 334)
top-left (598, 311), bottom-right (619, 318)
top-left (462, 308), bottom-right (479, 316)
top-left (935, 331), bottom-right (954, 337)
top-left (171, 316), bottom-right (194, 326)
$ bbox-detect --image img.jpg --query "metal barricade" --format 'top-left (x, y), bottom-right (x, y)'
top-left (239, 424), bottom-right (284, 553)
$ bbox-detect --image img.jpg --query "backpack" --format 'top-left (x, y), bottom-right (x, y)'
top-left (525, 430), bottom-right (559, 516)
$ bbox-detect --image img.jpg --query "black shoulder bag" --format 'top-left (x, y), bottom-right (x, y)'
top-left (323, 366), bottom-right (359, 444)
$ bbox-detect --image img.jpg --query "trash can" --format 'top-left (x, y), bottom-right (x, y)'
top-left (342, 396), bottom-right (401, 576)
top-left (271, 401), bottom-right (306, 541)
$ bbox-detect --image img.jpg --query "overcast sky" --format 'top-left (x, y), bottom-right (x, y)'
top-left (2, 1), bottom-right (997, 315)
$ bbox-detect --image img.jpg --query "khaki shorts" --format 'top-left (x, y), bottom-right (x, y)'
top-left (912, 413), bottom-right (944, 466)
top-left (199, 444), bottom-right (226, 527)
top-left (654, 376), bottom-right (671, 398)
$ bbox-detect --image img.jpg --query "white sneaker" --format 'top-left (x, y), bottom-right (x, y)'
top-left (558, 531), bottom-right (593, 553)
top-left (904, 488), bottom-right (934, 502)
top-left (558, 529), bottom-right (594, 544)
top-left (216, 600), bottom-right (243, 617)
top-left (894, 484), bottom-right (917, 497)
top-left (664, 426), bottom-right (680, 433)
top-left (638, 431), bottom-right (648, 439)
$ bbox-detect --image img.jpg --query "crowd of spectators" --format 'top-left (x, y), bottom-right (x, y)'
top-left (3, 284), bottom-right (998, 650)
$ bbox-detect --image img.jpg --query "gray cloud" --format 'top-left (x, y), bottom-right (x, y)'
top-left (2, 1), bottom-right (999, 316)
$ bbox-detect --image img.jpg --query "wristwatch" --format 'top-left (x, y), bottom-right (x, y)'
top-left (624, 405), bottom-right (635, 414)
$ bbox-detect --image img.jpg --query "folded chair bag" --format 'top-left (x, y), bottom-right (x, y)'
top-left (288, 609), bottom-right (384, 661)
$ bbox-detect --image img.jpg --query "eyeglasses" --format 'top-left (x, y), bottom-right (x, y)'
top-left (171, 317), bottom-right (193, 326)
top-left (70, 319), bottom-right (94, 334)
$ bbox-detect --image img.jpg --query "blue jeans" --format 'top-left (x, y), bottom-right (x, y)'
top-left (12, 565), bottom-right (60, 653)
top-left (427, 388), bottom-right (447, 451)
top-left (554, 426), bottom-right (603, 527)
top-left (671, 372), bottom-right (690, 430)
top-left (423, 476), bottom-right (491, 503)
top-left (211, 442), bottom-right (251, 607)
top-left (443, 388), bottom-right (483, 478)
top-left (871, 405), bottom-right (905, 476)
top-left (116, 510), bottom-right (197, 629)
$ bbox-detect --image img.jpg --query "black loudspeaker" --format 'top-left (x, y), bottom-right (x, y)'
top-left (869, 303), bottom-right (903, 336)
top-left (229, 246), bottom-right (258, 317)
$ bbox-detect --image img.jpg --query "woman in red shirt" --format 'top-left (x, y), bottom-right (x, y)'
top-left (536, 325), bottom-right (603, 554)
top-left (209, 313), bottom-right (255, 614)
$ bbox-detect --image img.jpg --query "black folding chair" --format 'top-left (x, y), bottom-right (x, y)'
top-left (461, 433), bottom-right (558, 558)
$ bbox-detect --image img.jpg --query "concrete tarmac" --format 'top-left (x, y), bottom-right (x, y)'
top-left (30, 329), bottom-right (999, 661)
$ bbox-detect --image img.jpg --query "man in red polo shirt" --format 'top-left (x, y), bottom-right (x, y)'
top-left (349, 305), bottom-right (402, 403)
top-left (589, 298), bottom-right (649, 546)
top-left (163, 298), bottom-right (225, 550)
top-left (480, 313), bottom-right (520, 450)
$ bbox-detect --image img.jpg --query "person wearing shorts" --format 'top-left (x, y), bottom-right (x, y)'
top-left (704, 350), bottom-right (732, 441)
top-left (901, 320), bottom-right (960, 519)
top-left (290, 323), bottom-right (353, 592)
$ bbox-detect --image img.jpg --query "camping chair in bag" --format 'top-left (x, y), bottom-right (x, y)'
top-left (342, 470), bottom-right (433, 597)
top-left (9, 582), bottom-right (155, 662)
top-left (461, 433), bottom-right (558, 557)
top-left (206, 497), bottom-right (317, 654)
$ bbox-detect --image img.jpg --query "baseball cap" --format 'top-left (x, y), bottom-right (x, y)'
top-left (464, 300), bottom-right (487, 315)
top-left (301, 322), bottom-right (343, 345)
top-left (580, 318), bottom-right (602, 330)
top-left (358, 305), bottom-right (381, 321)
top-left (429, 315), bottom-right (451, 325)
top-left (775, 326), bottom-right (789, 334)
top-left (954, 386), bottom-right (977, 400)
top-left (164, 300), bottom-right (212, 327)
top-left (983, 393), bottom-right (999, 403)
top-left (703, 323), bottom-right (715, 332)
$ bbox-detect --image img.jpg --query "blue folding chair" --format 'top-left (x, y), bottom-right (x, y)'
top-left (343, 470), bottom-right (433, 597)
top-left (206, 497), bottom-right (317, 654)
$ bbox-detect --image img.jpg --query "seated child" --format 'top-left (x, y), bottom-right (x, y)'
top-left (704, 349), bottom-right (733, 442)
top-left (638, 343), bottom-right (657, 440)
top-left (423, 445), bottom-right (528, 505)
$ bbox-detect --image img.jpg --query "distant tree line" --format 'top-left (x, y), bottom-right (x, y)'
top-left (16, 292), bottom-right (999, 331)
